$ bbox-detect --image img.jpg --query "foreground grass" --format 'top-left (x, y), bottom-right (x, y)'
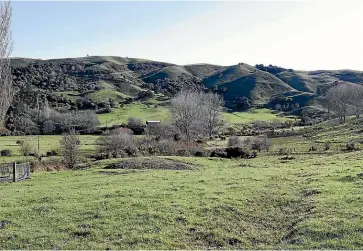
top-left (1, 153), bottom-right (363, 249)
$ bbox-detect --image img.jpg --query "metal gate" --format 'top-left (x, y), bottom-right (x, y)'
top-left (0, 162), bottom-right (30, 182)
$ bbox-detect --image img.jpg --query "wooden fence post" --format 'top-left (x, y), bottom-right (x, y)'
top-left (12, 162), bottom-right (16, 182)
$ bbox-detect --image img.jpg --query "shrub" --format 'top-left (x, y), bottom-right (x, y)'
top-left (278, 148), bottom-right (287, 155)
top-left (250, 151), bottom-right (257, 158)
top-left (309, 144), bottom-right (318, 152)
top-left (146, 124), bottom-right (179, 141)
top-left (127, 117), bottom-right (144, 135)
top-left (108, 127), bottom-right (133, 135)
top-left (46, 150), bottom-right (58, 157)
top-left (30, 159), bottom-right (66, 172)
top-left (189, 148), bottom-right (208, 157)
top-left (60, 130), bottom-right (81, 169)
top-left (16, 140), bottom-right (24, 145)
top-left (42, 120), bottom-right (56, 134)
top-left (228, 136), bottom-right (242, 147)
top-left (0, 127), bottom-right (11, 136)
top-left (323, 142), bottom-right (330, 151)
top-left (20, 141), bottom-right (34, 156)
top-left (0, 149), bottom-right (11, 157)
top-left (97, 132), bottom-right (135, 158)
top-left (210, 148), bottom-right (227, 158)
top-left (346, 141), bottom-right (357, 151)
top-left (250, 136), bottom-right (271, 152)
top-left (225, 147), bottom-right (250, 158)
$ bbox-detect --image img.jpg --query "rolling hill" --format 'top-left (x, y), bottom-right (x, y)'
top-left (10, 56), bottom-right (363, 113)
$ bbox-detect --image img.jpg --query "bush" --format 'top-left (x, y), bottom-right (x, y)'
top-left (278, 148), bottom-right (287, 155)
top-left (20, 141), bottom-right (34, 156)
top-left (30, 159), bottom-right (66, 172)
top-left (210, 148), bottom-right (227, 158)
top-left (16, 140), bottom-right (24, 145)
top-left (228, 136), bottom-right (242, 147)
top-left (0, 149), bottom-right (12, 157)
top-left (127, 117), bottom-right (144, 135)
top-left (323, 142), bottom-right (330, 151)
top-left (46, 150), bottom-right (58, 157)
top-left (108, 127), bottom-right (133, 135)
top-left (225, 147), bottom-right (250, 158)
top-left (250, 136), bottom-right (271, 152)
top-left (189, 148), bottom-right (208, 157)
top-left (97, 132), bottom-right (135, 158)
top-left (346, 141), bottom-right (357, 151)
top-left (309, 144), bottom-right (318, 152)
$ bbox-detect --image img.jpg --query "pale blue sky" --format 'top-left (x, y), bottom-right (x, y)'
top-left (11, 1), bottom-right (363, 70)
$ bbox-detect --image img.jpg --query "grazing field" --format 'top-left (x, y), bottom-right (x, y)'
top-left (98, 104), bottom-right (293, 127)
top-left (222, 108), bottom-right (294, 124)
top-left (98, 103), bottom-right (171, 126)
top-left (1, 154), bottom-right (363, 249)
top-left (0, 135), bottom-right (99, 162)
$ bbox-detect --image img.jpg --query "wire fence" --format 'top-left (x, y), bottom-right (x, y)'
top-left (0, 162), bottom-right (30, 183)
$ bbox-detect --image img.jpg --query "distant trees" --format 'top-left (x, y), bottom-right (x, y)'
top-left (0, 1), bottom-right (14, 126)
top-left (170, 90), bottom-right (224, 141)
top-left (323, 83), bottom-right (363, 122)
top-left (233, 96), bottom-right (251, 110)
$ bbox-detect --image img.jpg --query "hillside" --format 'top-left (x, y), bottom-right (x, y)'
top-left (9, 56), bottom-right (363, 119)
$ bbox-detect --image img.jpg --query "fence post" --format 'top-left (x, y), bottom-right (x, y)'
top-left (12, 162), bottom-right (16, 182)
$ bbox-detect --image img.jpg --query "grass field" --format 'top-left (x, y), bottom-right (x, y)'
top-left (0, 135), bottom-right (99, 162)
top-left (98, 103), bottom-right (171, 126)
top-left (1, 153), bottom-right (363, 249)
top-left (98, 105), bottom-right (293, 127)
top-left (222, 108), bottom-right (294, 124)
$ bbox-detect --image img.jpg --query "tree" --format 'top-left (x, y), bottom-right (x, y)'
top-left (324, 83), bottom-right (363, 122)
top-left (233, 96), bottom-right (251, 110)
top-left (97, 132), bottom-right (134, 158)
top-left (60, 129), bottom-right (81, 169)
top-left (348, 84), bottom-right (363, 118)
top-left (201, 92), bottom-right (224, 137)
top-left (127, 117), bottom-right (144, 135)
top-left (0, 1), bottom-right (14, 126)
top-left (324, 83), bottom-right (349, 122)
top-left (170, 90), bottom-right (223, 141)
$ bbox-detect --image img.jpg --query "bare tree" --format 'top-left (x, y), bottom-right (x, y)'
top-left (97, 132), bottom-right (134, 158)
top-left (201, 92), bottom-right (224, 137)
top-left (170, 90), bottom-right (224, 141)
top-left (324, 83), bottom-right (363, 122)
top-left (348, 84), bottom-right (363, 118)
top-left (0, 1), bottom-right (14, 126)
top-left (324, 83), bottom-right (351, 123)
top-left (60, 129), bottom-right (81, 169)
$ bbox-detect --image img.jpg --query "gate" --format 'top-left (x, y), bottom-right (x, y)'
top-left (0, 162), bottom-right (30, 182)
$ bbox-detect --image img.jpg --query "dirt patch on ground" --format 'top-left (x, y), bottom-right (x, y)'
top-left (104, 158), bottom-right (197, 170)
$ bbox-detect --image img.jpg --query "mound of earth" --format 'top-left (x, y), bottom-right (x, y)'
top-left (104, 158), bottom-right (196, 170)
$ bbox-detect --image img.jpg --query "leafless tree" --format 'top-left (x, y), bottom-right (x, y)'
top-left (0, 1), bottom-right (14, 126)
top-left (201, 92), bottom-right (224, 137)
top-left (324, 83), bottom-right (363, 122)
top-left (347, 84), bottom-right (363, 118)
top-left (170, 90), bottom-right (223, 141)
top-left (324, 83), bottom-right (351, 123)
top-left (60, 129), bottom-right (81, 169)
top-left (97, 132), bottom-right (134, 158)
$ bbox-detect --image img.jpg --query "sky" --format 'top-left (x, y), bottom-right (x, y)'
top-left (11, 0), bottom-right (363, 71)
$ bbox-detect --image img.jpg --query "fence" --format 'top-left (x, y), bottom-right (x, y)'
top-left (0, 162), bottom-right (30, 183)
